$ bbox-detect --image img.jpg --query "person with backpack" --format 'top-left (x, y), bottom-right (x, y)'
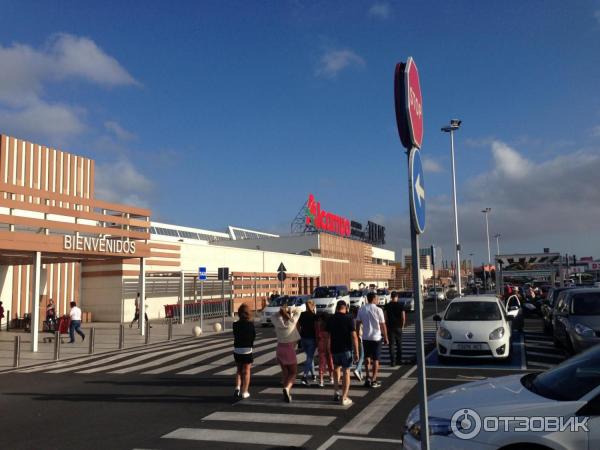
top-left (232, 303), bottom-right (255, 400)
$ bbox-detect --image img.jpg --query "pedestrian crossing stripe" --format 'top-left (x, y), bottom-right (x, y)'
top-left (202, 411), bottom-right (337, 426)
top-left (163, 428), bottom-right (312, 447)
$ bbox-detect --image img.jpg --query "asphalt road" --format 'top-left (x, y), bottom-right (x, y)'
top-left (0, 302), bottom-right (562, 450)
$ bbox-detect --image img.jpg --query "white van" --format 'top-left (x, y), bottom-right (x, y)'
top-left (312, 285), bottom-right (350, 315)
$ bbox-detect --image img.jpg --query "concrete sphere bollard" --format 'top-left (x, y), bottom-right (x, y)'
top-left (213, 322), bottom-right (222, 333)
top-left (192, 326), bottom-right (202, 337)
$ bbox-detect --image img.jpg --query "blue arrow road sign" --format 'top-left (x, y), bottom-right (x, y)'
top-left (410, 148), bottom-right (426, 234)
top-left (198, 267), bottom-right (207, 281)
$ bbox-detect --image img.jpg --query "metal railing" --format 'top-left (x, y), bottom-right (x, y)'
top-left (164, 300), bottom-right (231, 323)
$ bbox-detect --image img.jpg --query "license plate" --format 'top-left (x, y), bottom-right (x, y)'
top-left (456, 343), bottom-right (484, 351)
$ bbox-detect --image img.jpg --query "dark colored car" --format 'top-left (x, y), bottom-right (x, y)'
top-left (541, 287), bottom-right (574, 334)
top-left (552, 288), bottom-right (600, 354)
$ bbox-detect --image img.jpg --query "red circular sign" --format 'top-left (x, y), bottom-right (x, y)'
top-left (405, 57), bottom-right (423, 149)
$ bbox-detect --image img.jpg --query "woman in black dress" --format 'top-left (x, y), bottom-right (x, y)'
top-left (233, 303), bottom-right (255, 399)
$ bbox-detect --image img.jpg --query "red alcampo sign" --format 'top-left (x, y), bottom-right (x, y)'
top-left (394, 57), bottom-right (423, 149)
top-left (305, 194), bottom-right (351, 237)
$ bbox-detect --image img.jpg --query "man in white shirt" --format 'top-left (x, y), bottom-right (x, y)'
top-left (357, 292), bottom-right (388, 388)
top-left (68, 301), bottom-right (85, 343)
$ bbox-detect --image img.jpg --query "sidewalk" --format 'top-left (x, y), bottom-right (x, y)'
top-left (0, 316), bottom-right (236, 371)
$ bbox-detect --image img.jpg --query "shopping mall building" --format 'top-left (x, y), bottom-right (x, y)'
top-left (0, 134), bottom-right (395, 344)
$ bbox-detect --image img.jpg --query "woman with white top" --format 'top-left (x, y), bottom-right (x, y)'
top-left (273, 305), bottom-right (301, 403)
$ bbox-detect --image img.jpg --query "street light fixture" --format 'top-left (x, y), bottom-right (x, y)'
top-left (442, 119), bottom-right (462, 296)
top-left (482, 207), bottom-right (492, 291)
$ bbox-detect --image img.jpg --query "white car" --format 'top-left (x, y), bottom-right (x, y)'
top-left (312, 285), bottom-right (349, 315)
top-left (349, 290), bottom-right (366, 309)
top-left (377, 288), bottom-right (391, 306)
top-left (433, 296), bottom-right (517, 362)
top-left (397, 291), bottom-right (415, 312)
top-left (403, 346), bottom-right (600, 450)
top-left (261, 295), bottom-right (307, 326)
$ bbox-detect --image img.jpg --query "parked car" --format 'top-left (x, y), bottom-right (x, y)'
top-left (312, 285), bottom-right (349, 315)
top-left (541, 286), bottom-right (573, 334)
top-left (376, 288), bottom-right (391, 306)
top-left (552, 288), bottom-right (600, 354)
top-left (403, 345), bottom-right (600, 450)
top-left (349, 289), bottom-right (366, 309)
top-left (397, 291), bottom-right (415, 312)
top-left (261, 295), bottom-right (307, 326)
top-left (427, 286), bottom-right (446, 302)
top-left (433, 296), bottom-right (517, 362)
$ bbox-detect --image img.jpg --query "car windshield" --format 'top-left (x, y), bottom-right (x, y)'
top-left (268, 297), bottom-right (287, 307)
top-left (524, 346), bottom-right (600, 401)
top-left (398, 292), bottom-right (412, 298)
top-left (444, 301), bottom-right (502, 321)
top-left (313, 287), bottom-right (336, 298)
top-left (571, 293), bottom-right (600, 315)
top-left (349, 290), bottom-right (362, 297)
top-left (376, 289), bottom-right (388, 295)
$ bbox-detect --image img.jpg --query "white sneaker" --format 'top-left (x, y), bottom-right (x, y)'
top-left (242, 392), bottom-right (250, 399)
top-left (341, 397), bottom-right (353, 406)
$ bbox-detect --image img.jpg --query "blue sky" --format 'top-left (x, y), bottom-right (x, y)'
top-left (1, 0), bottom-right (600, 263)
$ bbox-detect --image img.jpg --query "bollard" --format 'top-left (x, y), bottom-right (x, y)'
top-left (145, 321), bottom-right (150, 345)
top-left (13, 335), bottom-right (20, 368)
top-left (88, 328), bottom-right (95, 355)
top-left (168, 319), bottom-right (173, 341)
top-left (53, 331), bottom-right (60, 361)
top-left (118, 324), bottom-right (125, 350)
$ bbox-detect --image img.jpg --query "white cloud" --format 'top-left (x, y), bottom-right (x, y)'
top-left (104, 120), bottom-right (137, 141)
top-left (368, 2), bottom-right (391, 19)
top-left (95, 158), bottom-right (154, 207)
top-left (315, 49), bottom-right (365, 79)
top-left (422, 156), bottom-right (444, 173)
top-left (0, 34), bottom-right (138, 143)
top-left (490, 140), bottom-right (532, 179)
top-left (382, 141), bottom-right (600, 262)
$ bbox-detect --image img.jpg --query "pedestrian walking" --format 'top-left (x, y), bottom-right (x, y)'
top-left (68, 301), bottom-right (85, 343)
top-left (385, 292), bottom-right (406, 366)
top-left (273, 305), bottom-right (301, 403)
top-left (327, 301), bottom-right (359, 406)
top-left (0, 301), bottom-right (4, 331)
top-left (298, 300), bottom-right (317, 385)
top-left (316, 312), bottom-right (334, 387)
top-left (46, 298), bottom-right (56, 331)
top-left (351, 306), bottom-right (364, 381)
top-left (232, 303), bottom-right (255, 400)
top-left (130, 293), bottom-right (150, 328)
top-left (357, 292), bottom-right (388, 388)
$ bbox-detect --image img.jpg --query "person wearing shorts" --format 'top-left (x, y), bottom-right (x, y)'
top-left (273, 305), bottom-right (301, 403)
top-left (232, 304), bottom-right (255, 400)
top-left (327, 301), bottom-right (359, 406)
top-left (357, 292), bottom-right (388, 388)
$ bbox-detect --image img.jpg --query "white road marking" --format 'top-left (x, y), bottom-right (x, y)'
top-left (260, 387), bottom-right (368, 397)
top-left (202, 411), bottom-right (336, 426)
top-left (162, 428), bottom-right (311, 447)
top-left (236, 398), bottom-right (352, 410)
top-left (144, 338), bottom-right (275, 375)
top-left (339, 378), bottom-right (417, 435)
top-left (317, 435), bottom-right (403, 450)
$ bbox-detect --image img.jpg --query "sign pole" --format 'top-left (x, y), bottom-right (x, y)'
top-left (221, 278), bottom-right (225, 331)
top-left (200, 279), bottom-right (204, 332)
top-left (408, 149), bottom-right (430, 450)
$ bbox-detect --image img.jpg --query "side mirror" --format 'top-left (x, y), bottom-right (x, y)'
top-left (433, 314), bottom-right (442, 322)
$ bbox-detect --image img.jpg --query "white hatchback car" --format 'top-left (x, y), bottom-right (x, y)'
top-left (261, 295), bottom-right (307, 326)
top-left (403, 345), bottom-right (600, 450)
top-left (349, 289), bottom-right (366, 309)
top-left (434, 296), bottom-right (517, 362)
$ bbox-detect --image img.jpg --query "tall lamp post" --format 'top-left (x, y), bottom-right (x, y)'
top-left (442, 119), bottom-right (462, 296)
top-left (494, 233), bottom-right (501, 256)
top-left (482, 207), bottom-right (492, 291)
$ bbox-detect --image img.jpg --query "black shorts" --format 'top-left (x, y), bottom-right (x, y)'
top-left (233, 352), bottom-right (253, 365)
top-left (363, 340), bottom-right (382, 360)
